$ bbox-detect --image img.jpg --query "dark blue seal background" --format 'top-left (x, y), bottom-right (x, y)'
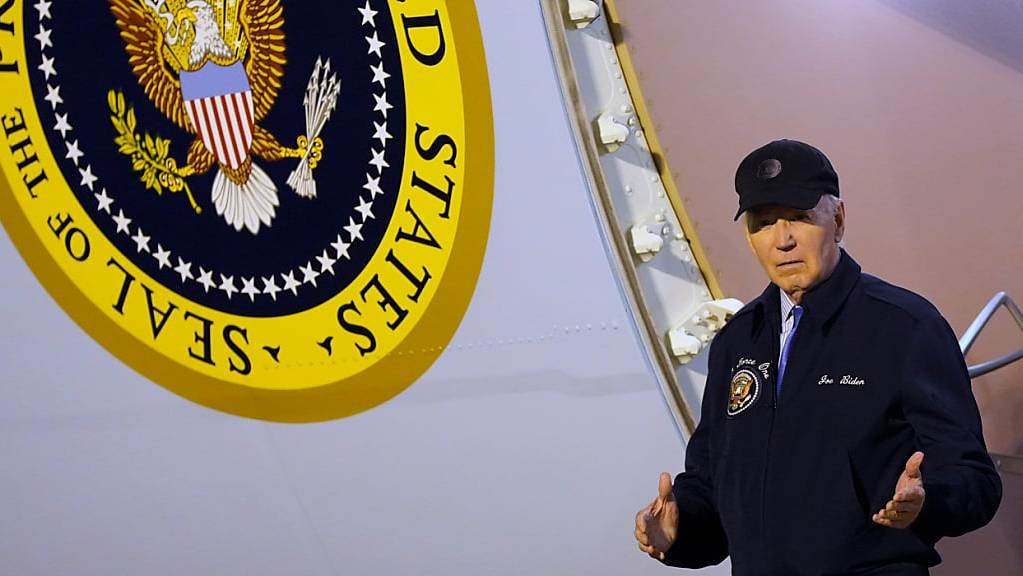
top-left (27, 1), bottom-right (405, 317)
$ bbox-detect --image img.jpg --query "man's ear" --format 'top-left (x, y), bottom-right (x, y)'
top-left (834, 201), bottom-right (846, 243)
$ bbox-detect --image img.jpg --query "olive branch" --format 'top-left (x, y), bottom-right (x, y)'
top-left (107, 89), bottom-right (201, 214)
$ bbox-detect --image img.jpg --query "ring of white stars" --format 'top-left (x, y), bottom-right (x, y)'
top-left (37, 0), bottom-right (396, 303)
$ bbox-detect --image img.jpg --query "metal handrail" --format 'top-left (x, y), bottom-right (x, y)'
top-left (958, 292), bottom-right (1023, 378)
top-left (991, 452), bottom-right (1023, 476)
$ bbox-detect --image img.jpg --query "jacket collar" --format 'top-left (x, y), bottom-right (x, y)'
top-left (748, 249), bottom-right (862, 333)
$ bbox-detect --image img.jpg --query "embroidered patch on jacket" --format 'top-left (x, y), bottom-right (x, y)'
top-left (728, 369), bottom-right (760, 416)
top-left (840, 375), bottom-right (866, 386)
top-left (817, 374), bottom-right (866, 386)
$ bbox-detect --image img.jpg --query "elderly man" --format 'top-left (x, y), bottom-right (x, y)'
top-left (634, 140), bottom-right (1001, 575)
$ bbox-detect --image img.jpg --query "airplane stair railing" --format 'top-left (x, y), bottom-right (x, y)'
top-left (957, 290), bottom-right (1023, 476)
top-left (959, 291), bottom-right (1023, 379)
top-left (957, 290), bottom-right (1023, 472)
top-left (930, 292), bottom-right (1023, 575)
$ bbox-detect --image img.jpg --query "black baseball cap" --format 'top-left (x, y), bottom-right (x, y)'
top-left (733, 139), bottom-right (839, 221)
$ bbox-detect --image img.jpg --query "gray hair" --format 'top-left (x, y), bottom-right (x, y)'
top-left (814, 194), bottom-right (844, 246)
top-left (813, 194), bottom-right (842, 223)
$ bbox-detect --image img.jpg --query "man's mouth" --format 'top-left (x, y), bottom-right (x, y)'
top-left (777, 260), bottom-right (803, 270)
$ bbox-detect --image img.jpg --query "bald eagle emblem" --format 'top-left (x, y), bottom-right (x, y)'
top-left (107, 0), bottom-right (341, 235)
top-left (728, 369), bottom-right (760, 416)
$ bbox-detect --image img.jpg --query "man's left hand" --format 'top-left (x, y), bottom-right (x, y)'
top-left (872, 451), bottom-right (926, 529)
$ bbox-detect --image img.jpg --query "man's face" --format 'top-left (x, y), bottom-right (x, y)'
top-left (744, 197), bottom-right (845, 303)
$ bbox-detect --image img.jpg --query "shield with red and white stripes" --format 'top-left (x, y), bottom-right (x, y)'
top-left (179, 62), bottom-right (255, 170)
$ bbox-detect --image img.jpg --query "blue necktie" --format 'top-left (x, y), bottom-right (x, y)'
top-left (777, 306), bottom-right (803, 396)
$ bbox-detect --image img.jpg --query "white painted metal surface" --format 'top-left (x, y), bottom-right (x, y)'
top-left (0, 2), bottom-right (729, 575)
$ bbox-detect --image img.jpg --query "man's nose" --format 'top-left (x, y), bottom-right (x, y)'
top-left (774, 220), bottom-right (796, 250)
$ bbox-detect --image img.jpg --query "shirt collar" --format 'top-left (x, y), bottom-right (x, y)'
top-left (750, 249), bottom-right (862, 332)
top-left (780, 287), bottom-right (796, 322)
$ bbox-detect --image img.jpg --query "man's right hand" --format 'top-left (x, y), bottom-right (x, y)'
top-left (634, 472), bottom-right (679, 560)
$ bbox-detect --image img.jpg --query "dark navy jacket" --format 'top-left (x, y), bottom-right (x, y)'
top-left (663, 251), bottom-right (1001, 575)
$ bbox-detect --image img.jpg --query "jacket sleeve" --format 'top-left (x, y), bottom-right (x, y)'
top-left (661, 339), bottom-right (729, 568)
top-left (901, 314), bottom-right (1002, 542)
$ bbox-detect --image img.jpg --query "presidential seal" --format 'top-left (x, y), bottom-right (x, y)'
top-left (727, 369), bottom-right (760, 417)
top-left (0, 0), bottom-right (494, 421)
